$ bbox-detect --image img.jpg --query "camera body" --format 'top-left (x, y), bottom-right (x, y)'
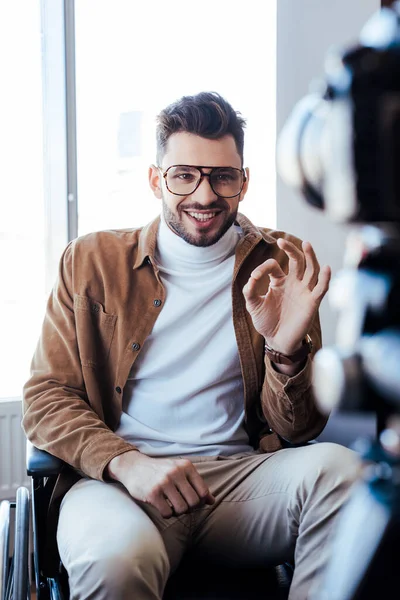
top-left (277, 2), bottom-right (400, 224)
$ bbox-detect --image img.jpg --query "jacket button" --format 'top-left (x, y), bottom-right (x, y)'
top-left (153, 299), bottom-right (162, 307)
top-left (115, 386), bottom-right (122, 394)
top-left (131, 342), bottom-right (141, 351)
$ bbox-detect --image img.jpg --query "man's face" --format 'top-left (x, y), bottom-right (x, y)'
top-left (149, 132), bottom-right (249, 247)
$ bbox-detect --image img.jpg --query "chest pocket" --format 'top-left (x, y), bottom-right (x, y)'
top-left (74, 294), bottom-right (117, 368)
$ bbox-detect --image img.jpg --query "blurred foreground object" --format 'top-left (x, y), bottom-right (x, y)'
top-left (277, 3), bottom-right (400, 598)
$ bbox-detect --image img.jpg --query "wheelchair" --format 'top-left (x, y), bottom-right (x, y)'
top-left (13, 441), bottom-right (292, 600)
top-left (0, 486), bottom-right (30, 600)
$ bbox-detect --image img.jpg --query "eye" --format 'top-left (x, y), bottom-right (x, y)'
top-left (168, 167), bottom-right (199, 183)
top-left (214, 169), bottom-right (239, 183)
top-left (176, 173), bottom-right (196, 181)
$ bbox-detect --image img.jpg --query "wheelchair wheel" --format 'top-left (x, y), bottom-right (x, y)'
top-left (13, 487), bottom-right (30, 600)
top-left (0, 500), bottom-right (11, 600)
top-left (0, 487), bottom-right (30, 600)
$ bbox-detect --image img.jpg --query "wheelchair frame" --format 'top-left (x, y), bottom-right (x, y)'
top-left (27, 443), bottom-right (67, 600)
top-left (0, 487), bottom-right (30, 600)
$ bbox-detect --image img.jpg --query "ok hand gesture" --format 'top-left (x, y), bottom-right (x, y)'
top-left (243, 238), bottom-right (331, 357)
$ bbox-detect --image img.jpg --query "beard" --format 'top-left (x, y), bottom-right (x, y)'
top-left (161, 200), bottom-right (238, 247)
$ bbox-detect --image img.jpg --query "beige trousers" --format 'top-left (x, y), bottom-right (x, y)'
top-left (57, 442), bottom-right (361, 600)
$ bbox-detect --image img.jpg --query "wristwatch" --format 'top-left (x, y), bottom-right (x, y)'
top-left (264, 334), bottom-right (313, 365)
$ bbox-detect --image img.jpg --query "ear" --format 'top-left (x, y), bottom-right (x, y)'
top-left (239, 167), bottom-right (250, 203)
top-left (148, 164), bottom-right (163, 199)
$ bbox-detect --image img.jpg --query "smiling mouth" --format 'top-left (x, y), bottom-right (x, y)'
top-left (183, 210), bottom-right (222, 223)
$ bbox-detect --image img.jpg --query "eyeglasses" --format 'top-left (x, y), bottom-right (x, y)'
top-left (159, 165), bottom-right (247, 198)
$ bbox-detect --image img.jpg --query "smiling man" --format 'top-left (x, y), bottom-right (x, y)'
top-left (23, 91), bottom-right (361, 600)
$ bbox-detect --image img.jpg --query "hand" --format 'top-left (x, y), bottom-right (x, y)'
top-left (106, 451), bottom-right (215, 518)
top-left (243, 238), bottom-right (331, 355)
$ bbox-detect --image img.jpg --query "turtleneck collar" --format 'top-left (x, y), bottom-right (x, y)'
top-left (155, 211), bottom-right (242, 270)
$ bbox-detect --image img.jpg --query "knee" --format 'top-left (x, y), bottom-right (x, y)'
top-left (304, 442), bottom-right (362, 493)
top-left (315, 442), bottom-right (361, 476)
top-left (93, 548), bottom-right (169, 594)
top-left (69, 537), bottom-right (170, 599)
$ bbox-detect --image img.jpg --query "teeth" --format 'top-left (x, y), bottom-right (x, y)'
top-left (187, 212), bottom-right (217, 221)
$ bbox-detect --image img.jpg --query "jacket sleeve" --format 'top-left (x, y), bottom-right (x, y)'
top-left (22, 242), bottom-right (136, 481)
top-left (260, 311), bottom-right (330, 444)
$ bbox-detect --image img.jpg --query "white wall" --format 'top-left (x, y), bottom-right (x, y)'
top-left (276, 0), bottom-right (380, 346)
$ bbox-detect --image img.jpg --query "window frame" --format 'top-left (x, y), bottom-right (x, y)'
top-left (41, 0), bottom-right (77, 294)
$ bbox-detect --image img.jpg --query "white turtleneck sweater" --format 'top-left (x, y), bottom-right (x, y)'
top-left (115, 215), bottom-right (253, 456)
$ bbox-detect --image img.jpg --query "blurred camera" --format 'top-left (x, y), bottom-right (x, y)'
top-left (277, 2), bottom-right (400, 422)
top-left (276, 5), bottom-right (400, 598)
top-left (277, 1), bottom-right (400, 224)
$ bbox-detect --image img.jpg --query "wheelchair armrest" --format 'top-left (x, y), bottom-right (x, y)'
top-left (26, 440), bottom-right (66, 477)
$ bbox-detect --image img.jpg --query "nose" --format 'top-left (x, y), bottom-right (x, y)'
top-left (193, 174), bottom-right (218, 205)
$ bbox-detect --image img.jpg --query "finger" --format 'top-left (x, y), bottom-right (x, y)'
top-left (277, 238), bottom-right (305, 279)
top-left (151, 494), bottom-right (175, 519)
top-left (176, 478), bottom-right (204, 510)
top-left (185, 465), bottom-right (215, 506)
top-left (243, 259), bottom-right (285, 302)
top-left (204, 491), bottom-right (216, 506)
top-left (163, 482), bottom-right (189, 516)
top-left (302, 241), bottom-right (320, 288)
top-left (248, 259), bottom-right (286, 283)
top-left (312, 265), bottom-right (331, 301)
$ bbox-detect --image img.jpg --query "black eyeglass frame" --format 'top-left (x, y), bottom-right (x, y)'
top-left (158, 164), bottom-right (247, 199)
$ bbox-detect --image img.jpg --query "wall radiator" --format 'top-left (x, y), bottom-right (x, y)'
top-left (0, 400), bottom-right (30, 501)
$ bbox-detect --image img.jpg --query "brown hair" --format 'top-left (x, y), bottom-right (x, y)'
top-left (156, 91), bottom-right (247, 165)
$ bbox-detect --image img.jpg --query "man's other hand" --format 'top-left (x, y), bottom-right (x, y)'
top-left (243, 238), bottom-right (331, 356)
top-left (106, 451), bottom-right (215, 518)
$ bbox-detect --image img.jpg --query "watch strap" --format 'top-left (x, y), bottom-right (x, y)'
top-left (265, 334), bottom-right (313, 365)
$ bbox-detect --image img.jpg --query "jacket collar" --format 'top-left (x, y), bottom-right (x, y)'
top-left (132, 212), bottom-right (276, 269)
top-left (132, 216), bottom-right (160, 269)
top-left (236, 213), bottom-right (278, 245)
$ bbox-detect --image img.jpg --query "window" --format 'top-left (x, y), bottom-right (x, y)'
top-left (0, 1), bottom-right (46, 398)
top-left (74, 0), bottom-right (277, 236)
